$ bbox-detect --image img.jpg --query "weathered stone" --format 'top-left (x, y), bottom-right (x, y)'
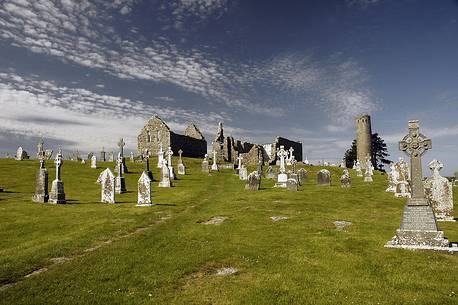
top-left (356, 115), bottom-right (372, 170)
top-left (424, 160), bottom-right (454, 221)
top-left (201, 154), bottom-right (209, 173)
top-left (386, 120), bottom-right (453, 251)
top-left (297, 168), bottom-right (308, 182)
top-left (355, 160), bottom-right (363, 177)
top-left (177, 149), bottom-right (186, 175)
top-left (289, 173), bottom-right (300, 185)
top-left (108, 152), bottom-right (114, 162)
top-left (386, 162), bottom-right (397, 192)
top-left (91, 155), bottom-right (97, 169)
top-left (274, 145), bottom-right (288, 188)
top-left (158, 160), bottom-right (172, 188)
top-left (117, 138), bottom-right (128, 173)
top-left (32, 168), bottom-right (48, 203)
top-left (115, 154), bottom-right (127, 194)
top-left (286, 178), bottom-right (298, 191)
top-left (317, 169), bottom-right (331, 186)
top-left (266, 166), bottom-right (275, 179)
top-left (211, 150), bottom-right (219, 171)
top-left (49, 149), bottom-right (66, 204)
top-left (340, 169), bottom-right (351, 188)
top-left (363, 156), bottom-right (374, 182)
top-left (100, 148), bottom-right (106, 162)
top-left (239, 167), bottom-right (248, 181)
top-left (97, 168), bottom-right (115, 203)
top-left (137, 171), bottom-right (153, 206)
top-left (130, 152), bottom-right (134, 162)
top-left (15, 147), bottom-right (29, 161)
top-left (142, 149), bottom-right (154, 180)
top-left (166, 146), bottom-right (175, 180)
top-left (394, 158), bottom-right (411, 198)
top-left (245, 171), bottom-right (261, 190)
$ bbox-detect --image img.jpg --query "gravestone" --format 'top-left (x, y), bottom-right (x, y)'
top-left (211, 150), bottom-right (219, 171)
top-left (142, 149), bottom-right (154, 180)
top-left (108, 152), bottom-right (114, 162)
top-left (87, 152), bottom-right (94, 161)
top-left (424, 160), bottom-right (454, 221)
top-left (385, 163), bottom-right (397, 192)
top-left (355, 160), bottom-right (363, 177)
top-left (385, 120), bottom-right (452, 251)
top-left (363, 156), bottom-right (373, 182)
top-left (286, 178), bottom-right (298, 191)
top-left (177, 149), bottom-right (186, 175)
top-left (157, 143), bottom-right (164, 168)
top-left (117, 138), bottom-right (128, 173)
top-left (275, 145), bottom-right (288, 188)
top-left (340, 169), bottom-right (351, 188)
top-left (394, 158), bottom-right (411, 198)
top-left (235, 154), bottom-right (242, 175)
top-left (137, 171), bottom-right (153, 206)
top-left (266, 166), bottom-right (275, 179)
top-left (286, 147), bottom-right (294, 166)
top-left (297, 168), bottom-right (308, 182)
top-left (115, 154), bottom-right (127, 194)
top-left (96, 168), bottom-right (115, 203)
top-left (317, 169), bottom-right (331, 186)
top-left (245, 171), bottom-right (261, 190)
top-left (100, 147), bottom-right (106, 162)
top-left (239, 166), bottom-right (248, 181)
top-left (166, 146), bottom-right (175, 180)
top-left (289, 173), bottom-right (300, 185)
top-left (32, 141), bottom-right (49, 203)
top-left (91, 155), bottom-right (97, 169)
top-left (202, 154), bottom-right (209, 173)
top-left (15, 147), bottom-right (29, 161)
top-left (130, 152), bottom-right (134, 162)
top-left (159, 159), bottom-right (172, 187)
top-left (49, 149), bottom-right (66, 204)
top-left (45, 149), bottom-right (53, 160)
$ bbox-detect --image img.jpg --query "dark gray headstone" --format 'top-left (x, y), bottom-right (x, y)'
top-left (286, 178), bottom-right (298, 191)
top-left (245, 171), bottom-right (261, 191)
top-left (317, 169), bottom-right (331, 186)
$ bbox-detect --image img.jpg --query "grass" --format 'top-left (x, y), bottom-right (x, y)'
top-left (0, 158), bottom-right (457, 305)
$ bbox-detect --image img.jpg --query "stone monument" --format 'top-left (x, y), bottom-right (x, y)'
top-left (177, 149), bottom-right (186, 175)
top-left (356, 115), bottom-right (372, 170)
top-left (117, 138), bottom-right (128, 173)
top-left (424, 159), bottom-right (454, 221)
top-left (137, 171), bottom-right (153, 206)
top-left (49, 149), bottom-right (66, 204)
top-left (142, 149), bottom-right (154, 180)
top-left (100, 147), bottom-right (106, 162)
top-left (286, 178), bottom-right (298, 191)
top-left (355, 160), bottom-right (363, 177)
top-left (275, 145), bottom-right (288, 188)
top-left (159, 159), bottom-right (172, 187)
top-left (157, 143), bottom-right (164, 168)
top-left (211, 150), bottom-right (219, 171)
top-left (115, 153), bottom-right (127, 194)
top-left (166, 146), bottom-right (175, 180)
top-left (340, 169), bottom-right (351, 188)
top-left (266, 166), bottom-right (275, 179)
top-left (91, 155), bottom-right (97, 169)
top-left (363, 156), bottom-right (374, 182)
top-left (245, 171), bottom-right (261, 191)
top-left (32, 139), bottom-right (49, 203)
top-left (317, 169), bottom-right (331, 186)
top-left (202, 154), bottom-right (209, 173)
top-left (96, 168), bottom-right (115, 203)
top-left (385, 120), bottom-right (453, 251)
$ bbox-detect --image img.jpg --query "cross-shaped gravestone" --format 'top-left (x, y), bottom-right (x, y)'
top-left (37, 139), bottom-right (46, 168)
top-left (55, 149), bottom-right (63, 181)
top-left (178, 149), bottom-right (183, 163)
top-left (237, 154), bottom-right (243, 169)
top-left (166, 147), bottom-right (173, 166)
top-left (37, 138), bottom-right (44, 155)
top-left (143, 149), bottom-right (150, 171)
top-left (277, 146), bottom-right (288, 173)
top-left (288, 147), bottom-right (294, 160)
top-left (399, 120), bottom-right (432, 204)
top-left (118, 138), bottom-right (126, 157)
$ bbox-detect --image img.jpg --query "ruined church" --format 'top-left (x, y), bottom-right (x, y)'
top-left (137, 115), bottom-right (207, 158)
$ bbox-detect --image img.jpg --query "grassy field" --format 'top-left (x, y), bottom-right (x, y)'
top-left (0, 157), bottom-right (457, 305)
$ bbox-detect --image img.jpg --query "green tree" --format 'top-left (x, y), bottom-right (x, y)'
top-left (344, 133), bottom-right (391, 172)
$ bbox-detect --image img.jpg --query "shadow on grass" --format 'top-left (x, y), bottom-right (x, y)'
top-left (155, 203), bottom-right (177, 207)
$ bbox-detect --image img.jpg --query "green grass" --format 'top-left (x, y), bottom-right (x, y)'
top-left (0, 158), bottom-right (457, 305)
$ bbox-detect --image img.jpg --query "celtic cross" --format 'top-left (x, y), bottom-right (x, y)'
top-left (117, 138), bottom-right (126, 157)
top-left (399, 120), bottom-right (431, 202)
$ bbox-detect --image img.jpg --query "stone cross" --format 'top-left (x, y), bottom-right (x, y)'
top-left (288, 147), bottom-right (294, 161)
top-left (277, 145), bottom-right (288, 173)
top-left (118, 138), bottom-right (126, 157)
top-left (37, 138), bottom-right (44, 155)
top-left (237, 154), bottom-right (243, 169)
top-left (178, 149), bottom-right (183, 164)
top-left (399, 120), bottom-right (432, 204)
top-left (37, 139), bottom-right (46, 168)
top-left (166, 147), bottom-right (173, 167)
top-left (55, 149), bottom-right (63, 181)
top-left (143, 149), bottom-right (150, 171)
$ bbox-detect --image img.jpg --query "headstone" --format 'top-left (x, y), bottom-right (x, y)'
top-left (286, 178), bottom-right (298, 191)
top-left (158, 159), bottom-right (172, 187)
top-left (239, 166), bottom-right (248, 180)
top-left (297, 168), bottom-right (308, 182)
top-left (266, 166), bottom-right (275, 179)
top-left (32, 141), bottom-right (48, 203)
top-left (245, 171), bottom-right (261, 190)
top-left (355, 160), bottom-right (363, 177)
top-left (177, 149), bottom-right (186, 175)
top-left (130, 152), bottom-right (134, 162)
top-left (211, 150), bottom-right (219, 171)
top-left (157, 143), bottom-right (164, 168)
top-left (137, 171), bottom-right (153, 206)
top-left (286, 147), bottom-right (294, 166)
top-left (394, 158), bottom-right (411, 198)
top-left (289, 173), bottom-right (300, 185)
top-left (317, 169), bottom-right (331, 186)
top-left (385, 162), bottom-right (397, 192)
top-left (100, 147), bottom-right (106, 162)
top-left (235, 154), bottom-right (243, 175)
top-left (424, 159), bottom-right (454, 221)
top-left (166, 146), bottom-right (175, 180)
top-left (363, 156), bottom-right (373, 182)
top-left (202, 154), bottom-right (209, 173)
top-left (45, 149), bottom-right (53, 160)
top-left (96, 168), bottom-right (115, 203)
top-left (340, 169), bottom-right (351, 188)
top-left (115, 153), bottom-right (127, 194)
top-left (15, 147), bottom-right (29, 161)
top-left (91, 155), bottom-right (97, 169)
top-left (49, 149), bottom-right (66, 204)
top-left (108, 152), bottom-right (114, 162)
top-left (117, 138), bottom-right (128, 173)
top-left (275, 145), bottom-right (288, 188)
top-left (142, 149), bottom-right (154, 180)
top-left (87, 152), bottom-right (94, 161)
top-left (340, 158), bottom-right (346, 168)
top-left (385, 120), bottom-right (452, 251)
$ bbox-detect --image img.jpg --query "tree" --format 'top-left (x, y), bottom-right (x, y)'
top-left (344, 133), bottom-right (391, 172)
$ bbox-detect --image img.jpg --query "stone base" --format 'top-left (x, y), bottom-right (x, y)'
top-left (178, 164), bottom-right (186, 175)
top-left (158, 180), bottom-right (171, 188)
top-left (211, 164), bottom-right (219, 171)
top-left (32, 194), bottom-right (49, 203)
top-left (436, 215), bottom-right (456, 222)
top-left (115, 177), bottom-right (127, 194)
top-left (385, 229), bottom-right (450, 248)
top-left (275, 173), bottom-right (288, 188)
top-left (49, 180), bottom-right (66, 204)
top-left (136, 203), bottom-right (154, 207)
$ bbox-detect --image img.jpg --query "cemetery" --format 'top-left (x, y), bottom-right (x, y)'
top-left (1, 118), bottom-right (458, 305)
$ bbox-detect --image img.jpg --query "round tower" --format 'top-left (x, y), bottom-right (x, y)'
top-left (356, 115), bottom-right (372, 169)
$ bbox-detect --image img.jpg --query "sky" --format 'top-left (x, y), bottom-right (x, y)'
top-left (0, 0), bottom-right (457, 174)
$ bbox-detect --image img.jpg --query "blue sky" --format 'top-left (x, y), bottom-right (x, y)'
top-left (0, 0), bottom-right (457, 174)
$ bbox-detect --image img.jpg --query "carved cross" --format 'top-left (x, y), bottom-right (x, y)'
top-left (55, 148), bottom-right (63, 181)
top-left (399, 120), bottom-right (432, 201)
top-left (166, 147), bottom-right (173, 166)
top-left (143, 149), bottom-right (150, 172)
top-left (237, 154), bottom-right (243, 169)
top-left (37, 138), bottom-right (46, 168)
top-left (277, 145), bottom-right (288, 173)
top-left (116, 153), bottom-right (123, 177)
top-left (117, 138), bottom-right (126, 156)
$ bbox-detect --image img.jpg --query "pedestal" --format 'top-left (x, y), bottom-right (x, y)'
top-left (49, 179), bottom-right (66, 204)
top-left (275, 173), bottom-right (288, 188)
top-left (32, 168), bottom-right (49, 203)
top-left (115, 176), bottom-right (127, 194)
